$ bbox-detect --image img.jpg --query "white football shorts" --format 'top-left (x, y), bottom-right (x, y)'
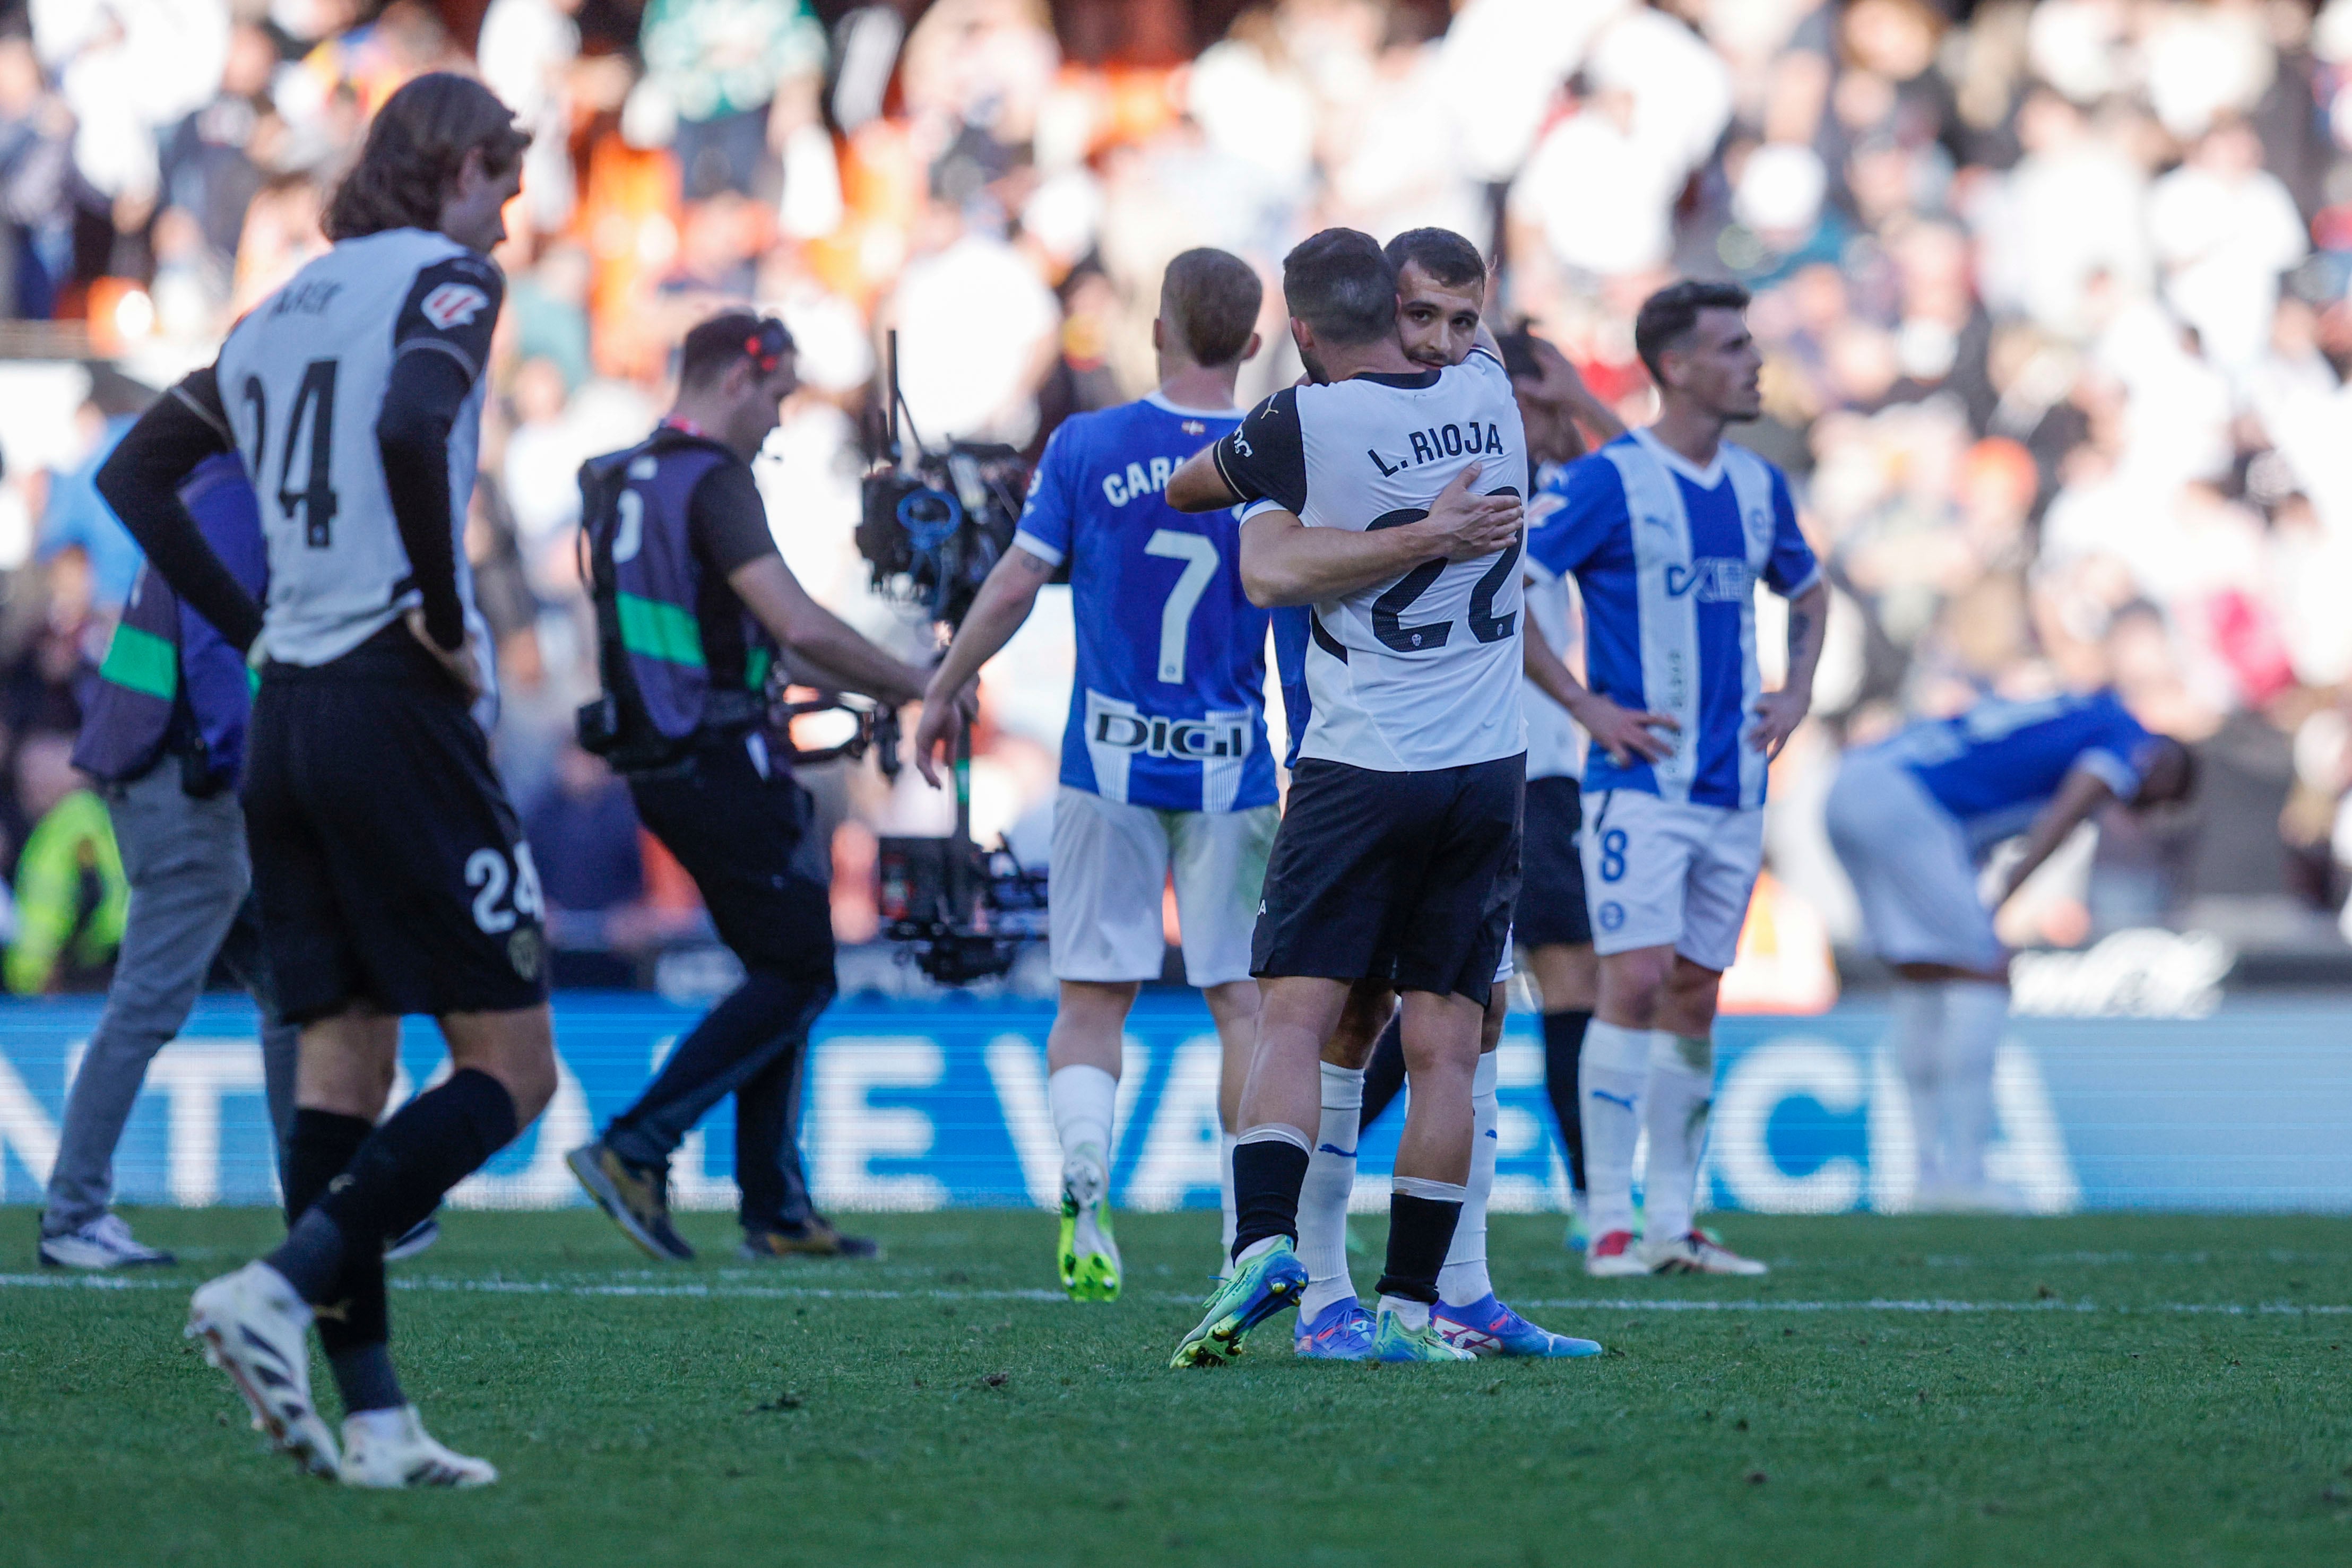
top-left (1579, 790), bottom-right (1765, 972)
top-left (1822, 752), bottom-right (2003, 972)
top-left (1049, 786), bottom-right (1277, 987)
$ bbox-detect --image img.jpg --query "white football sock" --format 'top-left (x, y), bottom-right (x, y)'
top-left (1296, 1063), bottom-right (1364, 1321)
top-left (1891, 980), bottom-right (1947, 1195)
top-left (1378, 1294), bottom-right (1432, 1332)
top-left (1579, 1020), bottom-right (1648, 1238)
top-left (1217, 1131), bottom-right (1239, 1263)
top-left (1048, 1064), bottom-right (1117, 1193)
top-left (1941, 981), bottom-right (2007, 1191)
top-left (1642, 1030), bottom-right (1713, 1243)
top-left (1437, 1051), bottom-right (1499, 1305)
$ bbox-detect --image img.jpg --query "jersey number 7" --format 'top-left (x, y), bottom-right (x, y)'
top-left (241, 360), bottom-right (341, 548)
top-left (1144, 529), bottom-right (1218, 685)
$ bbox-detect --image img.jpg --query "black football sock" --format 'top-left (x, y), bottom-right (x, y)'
top-left (328, 1341), bottom-right (404, 1416)
top-left (1357, 1013), bottom-right (1407, 1129)
top-left (277, 1108), bottom-right (390, 1359)
top-left (269, 1110), bottom-right (370, 1303)
top-left (1230, 1135), bottom-right (1310, 1259)
top-left (1541, 1009), bottom-right (1594, 1194)
top-left (1374, 1190), bottom-right (1463, 1305)
top-left (313, 1068), bottom-right (519, 1266)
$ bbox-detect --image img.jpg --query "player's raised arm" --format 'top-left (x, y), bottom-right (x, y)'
top-left (1164, 446), bottom-right (1241, 512)
top-left (1239, 463), bottom-right (1521, 608)
top-left (93, 368), bottom-right (265, 654)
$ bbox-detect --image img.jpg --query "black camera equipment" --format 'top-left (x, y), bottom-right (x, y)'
top-left (853, 331), bottom-right (1048, 985)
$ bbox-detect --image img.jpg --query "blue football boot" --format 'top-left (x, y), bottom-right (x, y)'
top-left (1434, 1293), bottom-right (1604, 1358)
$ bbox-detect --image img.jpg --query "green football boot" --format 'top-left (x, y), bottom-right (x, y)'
top-left (1170, 1238), bottom-right (1307, 1368)
top-left (1370, 1302), bottom-right (1476, 1363)
top-left (1058, 1149), bottom-right (1121, 1302)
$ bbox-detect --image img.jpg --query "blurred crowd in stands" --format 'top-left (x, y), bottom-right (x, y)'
top-left (0, 0), bottom-right (2350, 993)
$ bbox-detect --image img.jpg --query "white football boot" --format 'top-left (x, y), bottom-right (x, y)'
top-left (186, 1261), bottom-right (340, 1478)
top-left (1641, 1230), bottom-right (1769, 1277)
top-left (39, 1212), bottom-right (175, 1269)
top-left (1584, 1228), bottom-right (1651, 1278)
top-left (339, 1405), bottom-right (498, 1489)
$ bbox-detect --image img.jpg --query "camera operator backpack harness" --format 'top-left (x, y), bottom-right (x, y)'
top-left (576, 424), bottom-right (776, 774)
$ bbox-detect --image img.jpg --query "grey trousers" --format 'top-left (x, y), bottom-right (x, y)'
top-left (40, 765), bottom-right (300, 1236)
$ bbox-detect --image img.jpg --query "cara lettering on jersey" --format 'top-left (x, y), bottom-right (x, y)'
top-left (1013, 392), bottom-right (1275, 814)
top-left (1211, 347), bottom-right (1530, 773)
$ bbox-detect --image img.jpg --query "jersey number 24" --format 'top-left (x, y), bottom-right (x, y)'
top-left (240, 360), bottom-right (341, 549)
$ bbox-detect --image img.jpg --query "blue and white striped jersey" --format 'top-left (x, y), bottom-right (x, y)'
top-left (1863, 690), bottom-right (2153, 851)
top-left (1525, 429), bottom-right (1818, 810)
top-left (1011, 392), bottom-right (1275, 813)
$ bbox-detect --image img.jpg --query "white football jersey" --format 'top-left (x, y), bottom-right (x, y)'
top-left (1523, 457), bottom-right (1586, 782)
top-left (1213, 346), bottom-right (1528, 772)
top-left (213, 228), bottom-right (500, 672)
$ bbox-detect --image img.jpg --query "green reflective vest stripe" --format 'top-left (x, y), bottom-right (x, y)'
top-left (616, 591), bottom-right (706, 669)
top-left (98, 622), bottom-right (179, 702)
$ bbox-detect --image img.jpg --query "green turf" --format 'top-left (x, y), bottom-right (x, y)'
top-left (5, 1207), bottom-right (2350, 1567)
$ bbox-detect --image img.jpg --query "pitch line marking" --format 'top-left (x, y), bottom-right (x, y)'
top-left (2, 1274), bottom-right (2348, 1315)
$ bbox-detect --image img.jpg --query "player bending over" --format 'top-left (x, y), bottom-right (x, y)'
top-left (97, 74), bottom-right (546, 1486)
top-left (1286, 231), bottom-right (1598, 1361)
top-left (914, 250), bottom-right (1274, 1301)
top-left (1524, 280), bottom-right (1831, 1278)
top-left (1161, 228), bottom-right (1526, 1365)
top-left (1827, 691), bottom-right (2192, 1207)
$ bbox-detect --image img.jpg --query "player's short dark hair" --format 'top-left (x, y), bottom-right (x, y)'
top-left (1281, 228), bottom-right (1397, 348)
top-left (323, 73), bottom-right (530, 242)
top-left (1495, 320), bottom-right (1544, 383)
top-left (677, 311), bottom-right (795, 389)
top-left (1633, 279), bottom-right (1753, 383)
top-left (1160, 248), bottom-right (1263, 368)
top-left (1383, 228), bottom-right (1486, 291)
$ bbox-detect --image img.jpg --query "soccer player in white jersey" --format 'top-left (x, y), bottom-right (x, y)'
top-left (1285, 233), bottom-right (1598, 1362)
top-left (93, 75), bottom-right (547, 1485)
top-left (1827, 692), bottom-right (2191, 1206)
top-left (1158, 227), bottom-right (1529, 1365)
top-left (1524, 280), bottom-right (1831, 1278)
top-left (913, 250), bottom-right (1275, 1301)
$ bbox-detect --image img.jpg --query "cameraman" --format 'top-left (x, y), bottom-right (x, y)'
top-left (567, 312), bottom-right (937, 1261)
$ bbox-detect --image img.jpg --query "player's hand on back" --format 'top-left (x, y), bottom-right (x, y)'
top-left (404, 608), bottom-right (486, 704)
top-left (1749, 687), bottom-right (1810, 760)
top-left (1416, 463), bottom-right (1523, 562)
top-left (1573, 691), bottom-right (1680, 767)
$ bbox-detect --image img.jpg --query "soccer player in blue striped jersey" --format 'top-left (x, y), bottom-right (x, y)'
top-left (1524, 280), bottom-right (1831, 1278)
top-left (916, 249), bottom-right (1275, 1300)
top-left (1826, 691), bottom-right (2192, 1208)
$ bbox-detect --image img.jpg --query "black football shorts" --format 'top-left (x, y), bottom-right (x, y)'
top-left (243, 624), bottom-right (550, 1023)
top-left (1250, 751), bottom-right (1523, 1007)
top-left (1515, 774), bottom-right (1593, 949)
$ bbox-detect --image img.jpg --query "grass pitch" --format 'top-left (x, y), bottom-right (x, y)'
top-left (4, 1206), bottom-right (2349, 1567)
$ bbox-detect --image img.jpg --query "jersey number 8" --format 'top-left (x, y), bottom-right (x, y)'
top-left (241, 360), bottom-right (341, 548)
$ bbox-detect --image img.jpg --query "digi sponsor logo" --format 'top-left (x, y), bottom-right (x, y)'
top-left (1597, 901), bottom-right (1626, 932)
top-left (1665, 558), bottom-right (1754, 602)
top-left (1091, 709), bottom-right (1253, 760)
top-left (420, 282), bottom-right (491, 330)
